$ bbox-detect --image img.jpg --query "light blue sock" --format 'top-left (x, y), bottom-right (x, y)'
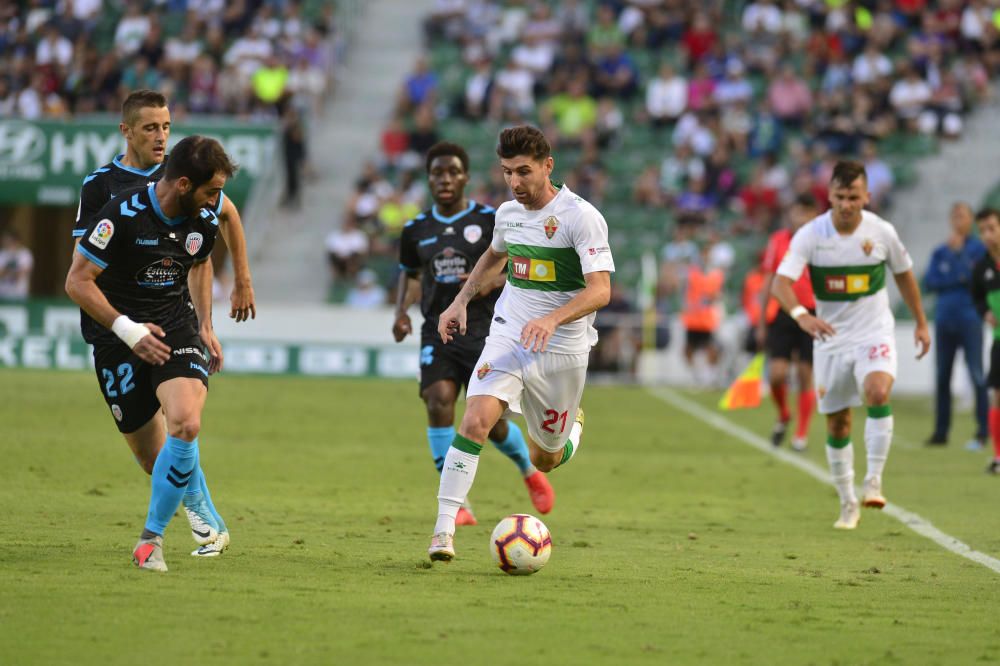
top-left (490, 421), bottom-right (533, 476)
top-left (184, 465), bottom-right (227, 533)
top-left (145, 436), bottom-right (199, 536)
top-left (428, 426), bottom-right (455, 472)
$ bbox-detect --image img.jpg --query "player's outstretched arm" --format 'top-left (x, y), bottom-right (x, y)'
top-left (393, 272), bottom-right (421, 342)
top-left (438, 247), bottom-right (508, 343)
top-left (892, 269), bottom-right (931, 359)
top-left (217, 196), bottom-right (256, 323)
top-left (521, 270), bottom-right (612, 353)
top-left (772, 274), bottom-right (835, 341)
top-left (65, 251), bottom-right (171, 365)
top-left (189, 258), bottom-right (223, 374)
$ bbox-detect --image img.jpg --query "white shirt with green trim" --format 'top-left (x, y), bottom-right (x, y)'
top-left (489, 185), bottom-right (615, 354)
top-left (777, 210), bottom-right (913, 353)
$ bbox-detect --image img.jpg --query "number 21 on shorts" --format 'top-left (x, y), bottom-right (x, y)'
top-left (541, 409), bottom-right (568, 434)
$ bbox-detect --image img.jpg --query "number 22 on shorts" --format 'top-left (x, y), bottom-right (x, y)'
top-left (867, 344), bottom-right (890, 360)
top-left (541, 409), bottom-right (568, 434)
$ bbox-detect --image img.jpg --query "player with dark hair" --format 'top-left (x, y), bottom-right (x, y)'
top-left (66, 135), bottom-right (238, 572)
top-left (72, 90), bottom-right (254, 554)
top-left (75, 89), bottom-right (256, 323)
top-left (772, 160), bottom-right (930, 530)
top-left (970, 208), bottom-right (1000, 473)
top-left (428, 126), bottom-right (615, 561)
top-left (757, 194), bottom-right (820, 451)
top-left (394, 141), bottom-right (554, 524)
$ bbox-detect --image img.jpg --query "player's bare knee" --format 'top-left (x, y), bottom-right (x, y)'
top-left (168, 415), bottom-right (201, 441)
top-left (459, 413), bottom-right (493, 443)
top-left (865, 387), bottom-right (890, 406)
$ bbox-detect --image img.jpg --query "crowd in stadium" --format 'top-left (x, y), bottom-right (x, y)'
top-left (332, 0), bottom-right (997, 359)
top-left (0, 1), bottom-right (339, 121)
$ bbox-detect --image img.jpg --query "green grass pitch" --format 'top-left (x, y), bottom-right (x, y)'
top-left (2, 369), bottom-right (1000, 665)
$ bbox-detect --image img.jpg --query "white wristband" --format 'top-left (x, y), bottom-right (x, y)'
top-left (790, 305), bottom-right (808, 321)
top-left (111, 315), bottom-right (151, 349)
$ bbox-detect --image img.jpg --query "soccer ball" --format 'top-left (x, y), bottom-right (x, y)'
top-left (489, 513), bottom-right (552, 575)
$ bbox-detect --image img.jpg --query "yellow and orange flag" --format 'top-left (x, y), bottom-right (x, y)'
top-left (718, 353), bottom-right (765, 410)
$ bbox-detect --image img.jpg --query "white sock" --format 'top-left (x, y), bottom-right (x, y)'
top-left (864, 415), bottom-right (893, 483)
top-left (825, 442), bottom-right (857, 505)
top-left (434, 446), bottom-right (481, 535)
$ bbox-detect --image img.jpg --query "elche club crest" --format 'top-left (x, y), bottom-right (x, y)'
top-left (477, 361), bottom-right (493, 380)
top-left (185, 232), bottom-right (203, 256)
top-left (544, 216), bottom-right (559, 239)
top-left (861, 238), bottom-right (874, 256)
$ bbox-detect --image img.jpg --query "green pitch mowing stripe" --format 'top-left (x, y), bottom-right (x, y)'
top-left (649, 387), bottom-right (1000, 576)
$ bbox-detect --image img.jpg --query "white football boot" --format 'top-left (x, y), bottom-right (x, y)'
top-left (861, 476), bottom-right (886, 509)
top-left (428, 532), bottom-right (455, 562)
top-left (192, 531), bottom-right (230, 557)
top-left (833, 501), bottom-right (861, 530)
top-left (132, 536), bottom-right (168, 572)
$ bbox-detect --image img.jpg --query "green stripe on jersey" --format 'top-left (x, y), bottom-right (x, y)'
top-left (988, 291), bottom-right (1000, 340)
top-left (809, 263), bottom-right (885, 301)
top-left (506, 243), bottom-right (585, 292)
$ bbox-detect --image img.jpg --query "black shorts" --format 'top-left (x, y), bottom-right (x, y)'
top-left (685, 329), bottom-right (715, 351)
top-left (765, 309), bottom-right (814, 363)
top-left (92, 326), bottom-right (210, 434)
top-left (419, 320), bottom-right (488, 394)
top-left (990, 340), bottom-right (1000, 389)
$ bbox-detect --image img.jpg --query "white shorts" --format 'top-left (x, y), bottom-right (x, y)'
top-left (466, 335), bottom-right (589, 452)
top-left (813, 337), bottom-right (897, 414)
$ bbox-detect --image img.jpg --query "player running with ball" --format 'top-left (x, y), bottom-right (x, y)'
top-left (428, 125), bottom-right (614, 561)
top-left (772, 161), bottom-right (930, 530)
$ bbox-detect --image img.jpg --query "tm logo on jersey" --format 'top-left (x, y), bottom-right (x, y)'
top-left (89, 219), bottom-right (114, 249)
top-left (825, 274), bottom-right (870, 294)
top-left (511, 256), bottom-right (556, 282)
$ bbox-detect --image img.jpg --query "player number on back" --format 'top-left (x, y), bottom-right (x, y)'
top-left (541, 409), bottom-right (569, 434)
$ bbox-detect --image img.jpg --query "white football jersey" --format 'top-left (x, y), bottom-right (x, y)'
top-left (777, 210), bottom-right (913, 353)
top-left (489, 185), bottom-right (615, 354)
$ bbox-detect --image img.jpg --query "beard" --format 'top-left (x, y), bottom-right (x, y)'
top-left (179, 189), bottom-right (199, 217)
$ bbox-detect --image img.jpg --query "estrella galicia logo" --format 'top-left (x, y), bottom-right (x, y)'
top-left (420, 345), bottom-right (434, 366)
top-left (0, 121), bottom-right (46, 166)
top-left (432, 247), bottom-right (470, 284)
top-left (136, 256), bottom-right (185, 288)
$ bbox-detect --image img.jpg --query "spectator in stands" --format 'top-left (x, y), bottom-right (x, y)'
top-left (0, 229), bottom-right (33, 300)
top-left (489, 57), bottom-right (535, 120)
top-left (114, 2), bottom-right (150, 56)
top-left (890, 61), bottom-right (933, 132)
top-left (924, 202), bottom-right (988, 449)
top-left (644, 61), bottom-right (687, 128)
top-left (281, 104), bottom-right (306, 209)
top-left (346, 268), bottom-right (387, 309)
top-left (852, 42), bottom-right (893, 85)
top-left (767, 64), bottom-right (813, 128)
top-left (398, 55), bottom-right (437, 114)
top-left (587, 4), bottom-right (625, 53)
top-left (326, 216), bottom-right (370, 284)
top-left (861, 141), bottom-right (895, 211)
top-left (593, 42), bottom-right (640, 99)
top-left (461, 57), bottom-right (493, 120)
top-left (540, 77), bottom-right (597, 149)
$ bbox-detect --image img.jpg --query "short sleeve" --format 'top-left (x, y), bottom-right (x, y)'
top-left (761, 232), bottom-right (781, 273)
top-left (885, 224), bottom-right (913, 274)
top-left (776, 225), bottom-right (812, 281)
top-left (73, 176), bottom-right (109, 238)
top-left (490, 215), bottom-right (507, 253)
top-left (76, 204), bottom-right (123, 270)
top-left (574, 208), bottom-right (615, 274)
top-left (398, 223), bottom-right (421, 274)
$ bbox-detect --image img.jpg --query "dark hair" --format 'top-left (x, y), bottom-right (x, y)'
top-left (976, 208), bottom-right (1000, 223)
top-left (830, 160), bottom-right (867, 188)
top-left (122, 89), bottom-right (167, 126)
top-left (793, 193), bottom-right (817, 208)
top-left (164, 135), bottom-right (238, 188)
top-left (496, 125), bottom-right (551, 161)
top-left (425, 141), bottom-right (470, 173)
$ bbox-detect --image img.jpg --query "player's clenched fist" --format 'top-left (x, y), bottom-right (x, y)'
top-left (438, 302), bottom-right (467, 344)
